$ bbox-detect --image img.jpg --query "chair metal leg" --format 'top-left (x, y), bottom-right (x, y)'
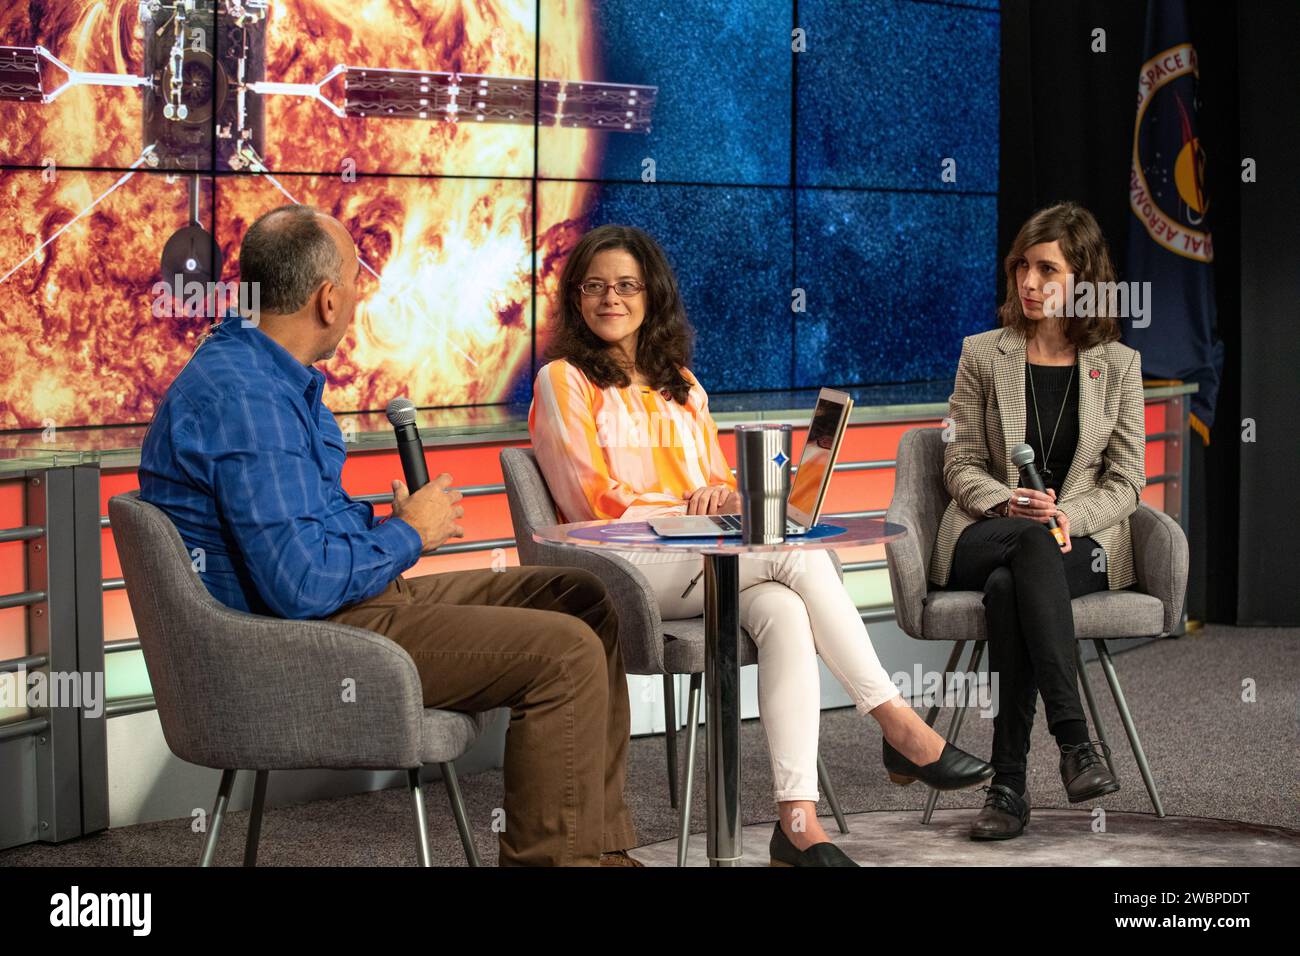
top-left (1075, 644), bottom-right (1117, 777)
top-left (922, 642), bottom-right (984, 825)
top-left (440, 761), bottom-right (480, 867)
top-left (200, 769), bottom-right (238, 867)
top-left (664, 674), bottom-right (679, 809)
top-left (1093, 639), bottom-right (1166, 817)
top-left (243, 770), bottom-right (268, 867)
top-left (408, 768), bottom-right (433, 867)
top-left (817, 753), bottom-right (849, 834)
top-left (925, 641), bottom-right (967, 727)
top-left (676, 673), bottom-right (702, 866)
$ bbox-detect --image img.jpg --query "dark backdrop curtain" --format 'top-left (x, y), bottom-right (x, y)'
top-left (1234, 1), bottom-right (1300, 624)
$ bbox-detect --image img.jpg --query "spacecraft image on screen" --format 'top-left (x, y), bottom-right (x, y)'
top-left (0, 0), bottom-right (657, 428)
top-left (0, 0), bottom-right (1000, 431)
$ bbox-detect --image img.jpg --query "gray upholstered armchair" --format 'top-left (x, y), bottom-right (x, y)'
top-left (884, 427), bottom-right (1188, 821)
top-left (109, 492), bottom-right (485, 866)
top-left (499, 447), bottom-right (850, 865)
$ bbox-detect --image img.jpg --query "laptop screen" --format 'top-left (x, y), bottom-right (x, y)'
top-left (788, 396), bottom-right (845, 517)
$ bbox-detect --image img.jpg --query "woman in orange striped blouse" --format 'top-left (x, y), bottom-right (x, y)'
top-left (529, 225), bottom-right (992, 866)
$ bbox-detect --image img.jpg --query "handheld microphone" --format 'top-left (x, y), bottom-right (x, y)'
top-left (386, 397), bottom-right (430, 492)
top-left (1010, 443), bottom-right (1066, 547)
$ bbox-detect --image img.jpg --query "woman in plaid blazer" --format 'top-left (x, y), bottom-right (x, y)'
top-left (933, 202), bottom-right (1147, 840)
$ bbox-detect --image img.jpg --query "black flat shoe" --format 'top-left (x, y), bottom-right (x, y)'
top-left (882, 739), bottom-right (994, 791)
top-left (969, 784), bottom-right (1031, 841)
top-left (769, 822), bottom-right (859, 867)
top-left (1059, 740), bottom-right (1121, 803)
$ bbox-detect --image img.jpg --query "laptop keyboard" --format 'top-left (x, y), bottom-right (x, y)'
top-left (710, 514), bottom-right (802, 533)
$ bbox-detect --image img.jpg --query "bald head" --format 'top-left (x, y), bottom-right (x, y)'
top-left (238, 204), bottom-right (361, 364)
top-left (240, 204), bottom-right (352, 314)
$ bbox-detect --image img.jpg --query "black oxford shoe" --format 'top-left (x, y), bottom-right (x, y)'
top-left (883, 739), bottom-right (994, 791)
top-left (1059, 741), bottom-right (1121, 803)
top-left (969, 784), bottom-right (1031, 841)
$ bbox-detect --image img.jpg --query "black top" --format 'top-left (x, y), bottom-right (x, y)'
top-left (1023, 362), bottom-right (1079, 496)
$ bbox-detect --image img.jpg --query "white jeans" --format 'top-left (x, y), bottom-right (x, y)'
top-left (627, 548), bottom-right (900, 803)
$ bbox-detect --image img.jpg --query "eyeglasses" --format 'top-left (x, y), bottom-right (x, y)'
top-left (577, 279), bottom-right (645, 298)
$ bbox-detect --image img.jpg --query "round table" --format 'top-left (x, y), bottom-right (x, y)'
top-left (534, 515), bottom-right (908, 867)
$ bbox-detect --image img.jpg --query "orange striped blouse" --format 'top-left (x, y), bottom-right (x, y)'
top-left (528, 359), bottom-right (737, 529)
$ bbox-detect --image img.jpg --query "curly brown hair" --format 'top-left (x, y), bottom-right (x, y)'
top-left (543, 224), bottom-right (695, 405)
top-left (999, 201), bottom-right (1122, 349)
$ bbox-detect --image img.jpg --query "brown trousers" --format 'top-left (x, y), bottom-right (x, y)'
top-left (327, 565), bottom-right (636, 865)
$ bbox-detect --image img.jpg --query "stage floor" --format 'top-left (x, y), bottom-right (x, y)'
top-left (631, 809), bottom-right (1300, 867)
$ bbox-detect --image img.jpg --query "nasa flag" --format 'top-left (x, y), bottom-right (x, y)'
top-left (1124, 0), bottom-right (1224, 444)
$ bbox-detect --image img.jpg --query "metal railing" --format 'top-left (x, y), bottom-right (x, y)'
top-left (5, 409), bottom-right (1192, 718)
top-left (0, 465), bottom-right (110, 845)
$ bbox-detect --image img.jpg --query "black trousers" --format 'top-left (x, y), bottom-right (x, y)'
top-left (947, 517), bottom-right (1108, 780)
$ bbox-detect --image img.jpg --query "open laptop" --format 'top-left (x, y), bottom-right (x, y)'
top-left (649, 387), bottom-right (854, 537)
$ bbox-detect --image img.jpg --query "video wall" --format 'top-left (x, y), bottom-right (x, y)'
top-left (0, 0), bottom-right (999, 430)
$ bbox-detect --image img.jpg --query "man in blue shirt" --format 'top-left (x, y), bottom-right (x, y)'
top-left (140, 205), bottom-right (638, 866)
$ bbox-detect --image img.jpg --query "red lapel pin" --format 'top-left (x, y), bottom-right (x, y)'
top-left (1089, 368), bottom-right (1101, 379)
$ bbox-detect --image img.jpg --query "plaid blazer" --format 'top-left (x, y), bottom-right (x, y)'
top-left (929, 325), bottom-right (1147, 591)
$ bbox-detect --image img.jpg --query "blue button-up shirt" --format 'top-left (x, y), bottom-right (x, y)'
top-left (139, 317), bottom-right (423, 619)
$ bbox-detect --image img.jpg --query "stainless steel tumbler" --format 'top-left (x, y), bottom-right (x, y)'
top-left (734, 423), bottom-right (793, 544)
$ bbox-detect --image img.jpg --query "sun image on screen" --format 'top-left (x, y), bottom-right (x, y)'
top-left (1, 0), bottom-right (1000, 430)
top-left (787, 397), bottom-right (843, 518)
top-left (0, 0), bottom-right (658, 429)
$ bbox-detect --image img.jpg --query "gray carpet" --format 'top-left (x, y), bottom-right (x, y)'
top-left (1, 623), bottom-right (1295, 867)
top-left (632, 811), bottom-right (1300, 867)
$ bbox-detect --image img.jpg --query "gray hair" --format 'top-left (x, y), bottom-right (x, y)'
top-left (238, 204), bottom-right (343, 314)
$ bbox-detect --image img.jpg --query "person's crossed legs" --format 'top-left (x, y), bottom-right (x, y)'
top-left (328, 565), bottom-right (635, 866)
